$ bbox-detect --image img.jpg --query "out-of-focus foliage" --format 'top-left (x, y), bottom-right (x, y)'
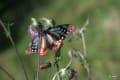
top-left (0, 0), bottom-right (120, 80)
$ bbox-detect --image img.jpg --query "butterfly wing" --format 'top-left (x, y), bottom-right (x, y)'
top-left (46, 24), bottom-right (76, 51)
top-left (39, 34), bottom-right (48, 56)
top-left (47, 24), bottom-right (76, 40)
top-left (25, 35), bottom-right (48, 56)
top-left (25, 36), bottom-right (39, 55)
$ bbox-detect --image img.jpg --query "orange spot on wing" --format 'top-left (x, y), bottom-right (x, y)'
top-left (68, 24), bottom-right (76, 32)
top-left (39, 36), bottom-right (48, 56)
top-left (39, 48), bottom-right (48, 56)
top-left (25, 48), bottom-right (32, 55)
top-left (52, 39), bottom-right (62, 51)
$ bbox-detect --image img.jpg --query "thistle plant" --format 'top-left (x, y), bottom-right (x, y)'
top-left (0, 17), bottom-right (91, 80)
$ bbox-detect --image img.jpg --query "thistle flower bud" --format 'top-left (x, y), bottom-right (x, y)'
top-left (69, 69), bottom-right (77, 80)
top-left (31, 18), bottom-right (38, 27)
top-left (56, 68), bottom-right (77, 80)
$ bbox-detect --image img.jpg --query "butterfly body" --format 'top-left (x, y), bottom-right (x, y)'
top-left (25, 18), bottom-right (76, 56)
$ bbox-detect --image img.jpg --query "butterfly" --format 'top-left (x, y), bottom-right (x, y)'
top-left (25, 18), bottom-right (76, 56)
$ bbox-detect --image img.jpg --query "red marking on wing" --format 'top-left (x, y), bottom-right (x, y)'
top-left (39, 36), bottom-right (48, 56)
top-left (68, 24), bottom-right (76, 32)
top-left (51, 39), bottom-right (62, 51)
top-left (25, 47), bottom-right (32, 55)
top-left (39, 48), bottom-right (48, 56)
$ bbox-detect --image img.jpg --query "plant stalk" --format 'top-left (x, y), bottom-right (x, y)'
top-left (0, 20), bottom-right (29, 80)
top-left (0, 65), bottom-right (15, 80)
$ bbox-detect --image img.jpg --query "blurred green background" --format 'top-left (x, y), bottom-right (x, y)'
top-left (0, 0), bottom-right (120, 80)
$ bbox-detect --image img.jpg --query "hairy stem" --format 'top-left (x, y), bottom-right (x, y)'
top-left (79, 27), bottom-right (91, 80)
top-left (0, 65), bottom-right (15, 80)
top-left (79, 27), bottom-right (87, 57)
top-left (0, 20), bottom-right (29, 80)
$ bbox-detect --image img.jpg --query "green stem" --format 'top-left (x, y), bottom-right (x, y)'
top-left (52, 50), bottom-right (73, 80)
top-left (54, 46), bottom-right (62, 80)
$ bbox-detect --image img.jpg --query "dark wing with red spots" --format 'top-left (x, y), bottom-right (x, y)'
top-left (46, 24), bottom-right (75, 40)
